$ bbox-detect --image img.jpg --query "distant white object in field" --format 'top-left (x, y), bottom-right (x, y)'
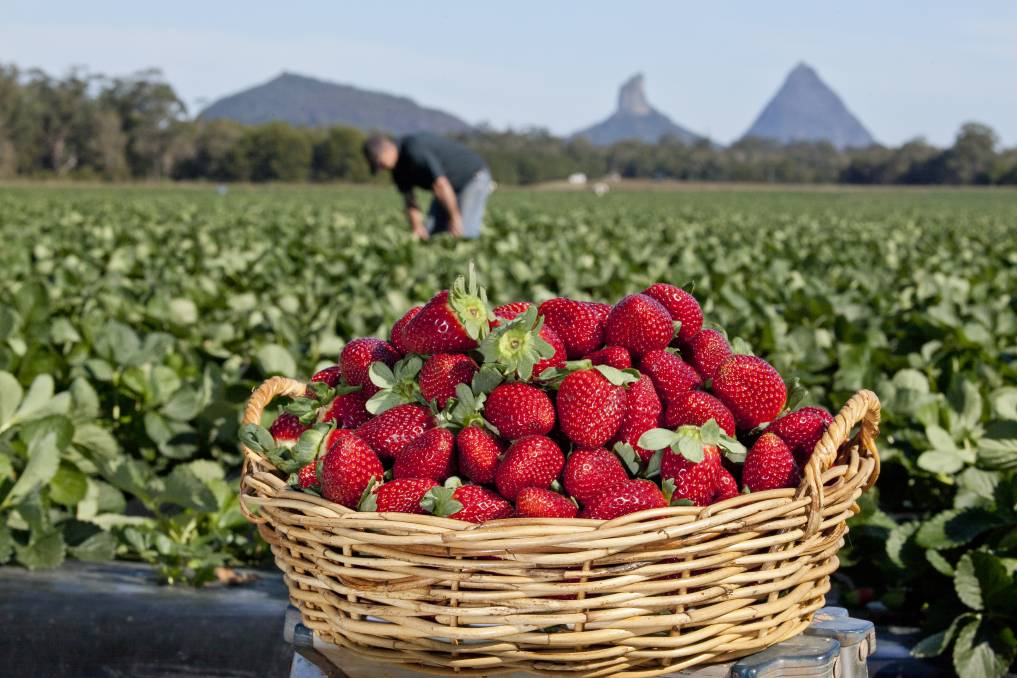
top-left (592, 182), bottom-right (610, 196)
top-left (567, 173), bottom-right (588, 185)
top-left (604, 172), bottom-right (622, 183)
top-left (216, 184), bottom-right (229, 195)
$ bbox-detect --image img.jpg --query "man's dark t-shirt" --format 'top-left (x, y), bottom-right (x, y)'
top-left (392, 133), bottom-right (486, 195)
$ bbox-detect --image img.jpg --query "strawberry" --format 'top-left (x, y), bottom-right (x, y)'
top-left (538, 297), bottom-right (606, 359)
top-left (713, 466), bottom-right (740, 502)
top-left (640, 350), bottom-right (702, 404)
top-left (340, 337), bottom-right (400, 396)
top-left (483, 382), bottom-right (555, 440)
top-left (712, 355), bottom-right (787, 430)
top-left (587, 346), bottom-right (632, 370)
top-left (495, 435), bottom-right (565, 501)
top-left (401, 269), bottom-right (491, 354)
top-left (492, 301), bottom-right (533, 324)
top-left (663, 391), bottom-right (736, 437)
top-left (479, 306), bottom-right (564, 381)
top-left (325, 427), bottom-right (356, 452)
top-left (389, 306), bottom-right (422, 355)
top-left (270, 413), bottom-right (308, 443)
top-left (322, 391), bottom-right (372, 429)
top-left (743, 432), bottom-right (800, 491)
top-left (361, 478), bottom-right (439, 513)
top-left (418, 353), bottom-right (477, 407)
top-left (581, 479), bottom-right (667, 520)
top-left (556, 368), bottom-right (629, 448)
top-left (684, 329), bottom-right (732, 380)
top-left (643, 283), bottom-right (703, 344)
top-left (661, 444), bottom-right (720, 507)
top-left (307, 365), bottom-right (344, 391)
top-left (423, 484), bottom-right (513, 523)
top-left (586, 301), bottom-right (613, 324)
top-left (297, 461), bottom-right (318, 489)
top-left (614, 374), bottom-right (663, 462)
top-left (269, 413), bottom-right (309, 447)
top-left (320, 432), bottom-right (384, 508)
top-left (515, 487), bottom-right (578, 518)
top-left (356, 404), bottom-right (434, 461)
top-left (456, 426), bottom-right (504, 484)
top-left (562, 447), bottom-right (630, 506)
top-left (604, 293), bottom-right (675, 357)
top-left (767, 407), bottom-right (835, 464)
top-left (393, 428), bottom-right (456, 482)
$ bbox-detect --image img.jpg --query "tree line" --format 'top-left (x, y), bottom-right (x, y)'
top-left (2, 65), bottom-right (1016, 186)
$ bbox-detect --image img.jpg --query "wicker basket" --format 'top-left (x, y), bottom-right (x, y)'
top-left (240, 377), bottom-right (880, 677)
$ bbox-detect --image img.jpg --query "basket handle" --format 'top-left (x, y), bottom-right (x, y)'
top-left (238, 376), bottom-right (307, 524)
top-left (797, 389), bottom-right (881, 538)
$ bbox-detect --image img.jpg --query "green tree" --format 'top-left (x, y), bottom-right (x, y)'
top-left (242, 122), bottom-right (313, 182)
top-left (312, 126), bottom-right (370, 181)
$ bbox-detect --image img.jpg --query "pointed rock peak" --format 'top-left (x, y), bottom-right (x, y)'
top-left (788, 62), bottom-right (819, 81)
top-left (617, 73), bottom-right (652, 116)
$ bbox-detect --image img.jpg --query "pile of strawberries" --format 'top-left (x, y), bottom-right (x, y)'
top-left (241, 268), bottom-right (834, 523)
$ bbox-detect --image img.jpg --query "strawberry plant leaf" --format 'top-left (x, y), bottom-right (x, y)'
top-left (1, 432), bottom-right (60, 509)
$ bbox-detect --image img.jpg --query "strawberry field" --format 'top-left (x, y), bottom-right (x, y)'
top-left (2, 184), bottom-right (1017, 674)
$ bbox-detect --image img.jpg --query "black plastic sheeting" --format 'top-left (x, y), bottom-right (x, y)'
top-left (0, 561), bottom-right (292, 678)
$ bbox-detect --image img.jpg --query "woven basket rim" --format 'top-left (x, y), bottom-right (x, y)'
top-left (238, 377), bottom-right (880, 535)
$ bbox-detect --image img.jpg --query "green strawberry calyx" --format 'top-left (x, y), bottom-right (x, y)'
top-left (357, 477), bottom-right (380, 512)
top-left (637, 419), bottom-right (746, 464)
top-left (449, 262), bottom-right (493, 341)
top-left (538, 361), bottom-right (641, 388)
top-left (420, 478), bottom-right (465, 517)
top-left (366, 356), bottom-right (424, 415)
top-left (285, 380), bottom-right (362, 424)
top-left (479, 306), bottom-right (555, 381)
top-left (440, 368), bottom-right (502, 434)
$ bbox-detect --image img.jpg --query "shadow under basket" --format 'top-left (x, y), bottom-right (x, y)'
top-left (240, 378), bottom-right (880, 677)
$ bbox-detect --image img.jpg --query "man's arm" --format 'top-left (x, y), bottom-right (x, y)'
top-left (402, 190), bottom-right (428, 240)
top-left (432, 176), bottom-right (463, 237)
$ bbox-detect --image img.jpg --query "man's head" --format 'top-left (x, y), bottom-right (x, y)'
top-left (362, 135), bottom-right (398, 174)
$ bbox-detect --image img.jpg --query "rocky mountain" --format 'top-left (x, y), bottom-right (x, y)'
top-left (199, 72), bottom-right (471, 135)
top-left (573, 74), bottom-right (703, 146)
top-left (742, 63), bottom-right (874, 148)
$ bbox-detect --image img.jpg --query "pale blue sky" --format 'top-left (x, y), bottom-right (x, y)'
top-left (4, 1), bottom-right (1016, 146)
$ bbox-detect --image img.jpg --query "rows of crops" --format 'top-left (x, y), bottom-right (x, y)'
top-left (1, 184), bottom-right (1016, 674)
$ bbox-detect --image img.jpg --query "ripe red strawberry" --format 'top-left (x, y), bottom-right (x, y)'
top-left (684, 329), bottom-right (732, 380)
top-left (320, 433), bottom-right (383, 508)
top-left (456, 426), bottom-right (504, 485)
top-left (712, 355), bottom-right (787, 430)
top-left (587, 346), bottom-right (632, 370)
top-left (356, 404), bottom-right (434, 460)
top-left (483, 383), bottom-right (555, 440)
top-left (585, 301), bottom-right (613, 324)
top-left (661, 445), bottom-right (720, 507)
top-left (389, 306), bottom-right (422, 355)
top-left (307, 365), bottom-right (344, 393)
top-left (340, 337), bottom-right (400, 396)
top-left (643, 283), bottom-right (703, 344)
top-left (614, 374), bottom-right (663, 462)
top-left (363, 478), bottom-right (440, 513)
top-left (563, 448), bottom-right (630, 506)
top-left (534, 325), bottom-right (567, 376)
top-left (495, 435), bottom-right (565, 501)
top-left (713, 466), bottom-right (739, 502)
top-left (269, 413), bottom-right (308, 447)
top-left (402, 271), bottom-right (491, 353)
top-left (581, 479), bottom-right (667, 520)
top-left (393, 428), bottom-right (456, 482)
top-left (325, 427), bottom-right (356, 452)
top-left (492, 301), bottom-right (533, 323)
top-left (515, 487), bottom-right (578, 518)
top-left (640, 350), bottom-right (702, 404)
top-left (297, 461), bottom-right (318, 489)
top-left (557, 369), bottom-right (628, 448)
top-left (538, 297), bottom-right (606, 359)
top-left (743, 432), bottom-right (799, 491)
top-left (418, 354), bottom-right (478, 407)
top-left (663, 391), bottom-right (736, 437)
top-left (425, 484), bottom-right (513, 523)
top-left (604, 294), bottom-right (675, 357)
top-left (322, 391), bottom-right (372, 429)
top-left (767, 407), bottom-right (835, 464)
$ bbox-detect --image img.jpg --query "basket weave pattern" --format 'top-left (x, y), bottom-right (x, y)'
top-left (240, 377), bottom-right (880, 677)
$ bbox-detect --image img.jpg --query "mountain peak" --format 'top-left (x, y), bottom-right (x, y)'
top-left (742, 63), bottom-right (875, 149)
top-left (617, 73), bottom-right (651, 116)
top-left (573, 74), bottom-right (704, 146)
